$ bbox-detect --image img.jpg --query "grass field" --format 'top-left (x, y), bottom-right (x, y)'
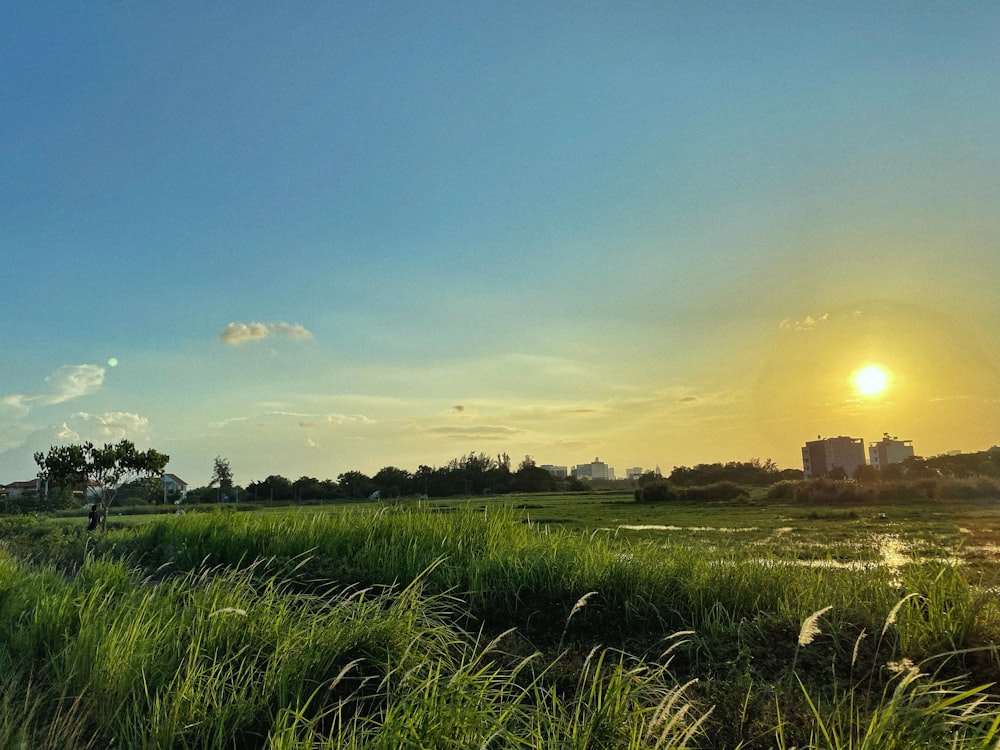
top-left (2, 490), bottom-right (1000, 748)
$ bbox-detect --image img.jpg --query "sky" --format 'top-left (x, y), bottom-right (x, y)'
top-left (3, 2), bottom-right (999, 487)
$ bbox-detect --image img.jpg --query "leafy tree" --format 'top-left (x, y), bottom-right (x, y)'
top-left (116, 477), bottom-right (163, 506)
top-left (636, 471), bottom-right (661, 488)
top-left (210, 455), bottom-right (234, 501)
top-left (668, 458), bottom-right (787, 487)
top-left (291, 476), bottom-right (339, 501)
top-left (251, 475), bottom-right (293, 502)
top-left (372, 466), bottom-right (411, 498)
top-left (34, 440), bottom-right (169, 527)
top-left (827, 465), bottom-right (848, 481)
top-left (511, 455), bottom-right (556, 493)
top-left (337, 471), bottom-right (373, 500)
top-left (412, 465), bottom-right (436, 497)
top-left (853, 464), bottom-right (879, 483)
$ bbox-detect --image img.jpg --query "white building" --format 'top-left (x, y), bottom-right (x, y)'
top-left (162, 473), bottom-right (188, 500)
top-left (868, 434), bottom-right (915, 470)
top-left (571, 457), bottom-right (615, 481)
top-left (540, 465), bottom-right (568, 479)
top-left (801, 436), bottom-right (866, 479)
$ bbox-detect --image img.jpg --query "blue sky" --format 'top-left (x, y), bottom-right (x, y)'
top-left (3, 2), bottom-right (999, 486)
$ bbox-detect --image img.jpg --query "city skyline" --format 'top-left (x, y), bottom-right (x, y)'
top-left (3, 5), bottom-right (999, 485)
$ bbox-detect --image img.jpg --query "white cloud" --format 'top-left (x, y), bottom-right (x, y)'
top-left (220, 321), bottom-right (314, 346)
top-left (1, 394), bottom-right (30, 414)
top-left (209, 416), bottom-right (249, 429)
top-left (72, 411), bottom-right (150, 441)
top-left (425, 424), bottom-right (522, 440)
top-left (0, 365), bottom-right (105, 422)
top-left (264, 411), bottom-right (377, 427)
top-left (42, 364), bottom-right (106, 404)
top-left (56, 422), bottom-right (81, 441)
top-left (779, 313), bottom-right (830, 332)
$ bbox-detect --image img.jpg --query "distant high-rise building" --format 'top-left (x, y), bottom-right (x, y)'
top-left (868, 434), bottom-right (914, 470)
top-left (571, 457), bottom-right (615, 480)
top-left (540, 464), bottom-right (568, 479)
top-left (626, 467), bottom-right (645, 481)
top-left (801, 436), bottom-right (866, 479)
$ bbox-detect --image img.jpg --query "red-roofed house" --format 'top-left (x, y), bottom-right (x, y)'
top-left (2, 479), bottom-right (42, 497)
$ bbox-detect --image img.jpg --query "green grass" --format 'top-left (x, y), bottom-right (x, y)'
top-left (1, 491), bottom-right (999, 747)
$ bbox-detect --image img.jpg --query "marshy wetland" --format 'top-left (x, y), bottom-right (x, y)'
top-left (2, 489), bottom-right (1000, 748)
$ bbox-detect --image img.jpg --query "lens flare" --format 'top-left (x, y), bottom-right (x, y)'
top-left (853, 364), bottom-right (889, 397)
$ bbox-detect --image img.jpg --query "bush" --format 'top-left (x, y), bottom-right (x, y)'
top-left (771, 476), bottom-right (1000, 504)
top-left (634, 481), bottom-right (679, 503)
top-left (793, 479), bottom-right (876, 504)
top-left (766, 480), bottom-right (799, 501)
top-left (938, 477), bottom-right (1000, 500)
top-left (635, 480), bottom-right (749, 503)
top-left (680, 481), bottom-right (749, 501)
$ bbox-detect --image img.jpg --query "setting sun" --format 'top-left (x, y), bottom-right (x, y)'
top-left (853, 364), bottom-right (890, 397)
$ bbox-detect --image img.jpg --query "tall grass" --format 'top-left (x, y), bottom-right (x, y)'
top-left (1, 503), bottom-right (998, 747)
top-left (66, 506), bottom-right (995, 654)
top-left (0, 546), bottom-right (712, 748)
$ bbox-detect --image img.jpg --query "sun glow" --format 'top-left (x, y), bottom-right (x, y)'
top-left (853, 364), bottom-right (890, 397)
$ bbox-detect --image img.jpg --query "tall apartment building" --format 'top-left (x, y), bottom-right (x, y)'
top-left (540, 464), bottom-right (568, 479)
top-left (868, 434), bottom-right (915, 470)
top-left (801, 436), bottom-right (866, 479)
top-left (571, 457), bottom-right (615, 481)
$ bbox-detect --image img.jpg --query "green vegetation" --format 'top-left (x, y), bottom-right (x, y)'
top-left (0, 491), bottom-right (999, 747)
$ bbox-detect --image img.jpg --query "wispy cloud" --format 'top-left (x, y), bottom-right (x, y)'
top-left (425, 425), bottom-right (522, 439)
top-left (268, 411), bottom-right (376, 427)
top-left (1, 364), bottom-right (105, 412)
top-left (779, 313), bottom-right (830, 332)
top-left (209, 416), bottom-right (250, 429)
top-left (44, 365), bottom-right (105, 404)
top-left (220, 322), bottom-right (313, 346)
top-left (71, 411), bottom-right (150, 440)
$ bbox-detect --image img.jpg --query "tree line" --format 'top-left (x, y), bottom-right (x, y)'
top-left (191, 453), bottom-right (587, 504)
top-left (14, 440), bottom-right (996, 513)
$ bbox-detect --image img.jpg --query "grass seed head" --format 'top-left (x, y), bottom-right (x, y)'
top-left (797, 606), bottom-right (832, 647)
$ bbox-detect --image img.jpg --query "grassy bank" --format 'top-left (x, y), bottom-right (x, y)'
top-left (1, 498), bottom-right (999, 747)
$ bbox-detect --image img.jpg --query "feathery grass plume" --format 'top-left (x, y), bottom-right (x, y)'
top-left (659, 630), bottom-right (697, 661)
top-left (798, 606), bottom-right (833, 647)
top-left (852, 628), bottom-right (868, 668)
top-left (882, 592), bottom-right (921, 636)
top-left (208, 607), bottom-right (247, 617)
top-left (558, 591), bottom-right (598, 651)
top-left (568, 591), bottom-right (599, 623)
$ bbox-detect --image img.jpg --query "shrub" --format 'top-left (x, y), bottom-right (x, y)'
top-left (793, 479), bottom-right (876, 504)
top-left (938, 476), bottom-right (1000, 500)
top-left (766, 480), bottom-right (799, 501)
top-left (680, 481), bottom-right (749, 501)
top-left (634, 481), bottom-right (679, 503)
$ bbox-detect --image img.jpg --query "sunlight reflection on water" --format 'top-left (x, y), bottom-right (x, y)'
top-left (613, 526), bottom-right (969, 573)
top-left (616, 525), bottom-right (759, 533)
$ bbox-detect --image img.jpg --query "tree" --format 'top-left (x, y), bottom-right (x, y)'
top-left (337, 471), bottom-right (372, 500)
top-left (34, 440), bottom-right (169, 527)
top-left (210, 455), bottom-right (234, 501)
top-left (292, 476), bottom-right (338, 501)
top-left (853, 464), bottom-right (879, 483)
top-left (246, 475), bottom-right (293, 502)
top-left (116, 477), bottom-right (163, 506)
top-left (372, 466), bottom-right (411, 499)
top-left (511, 455), bottom-right (556, 493)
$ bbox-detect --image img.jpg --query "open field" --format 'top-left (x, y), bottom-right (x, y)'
top-left (3, 491), bottom-right (1000, 748)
